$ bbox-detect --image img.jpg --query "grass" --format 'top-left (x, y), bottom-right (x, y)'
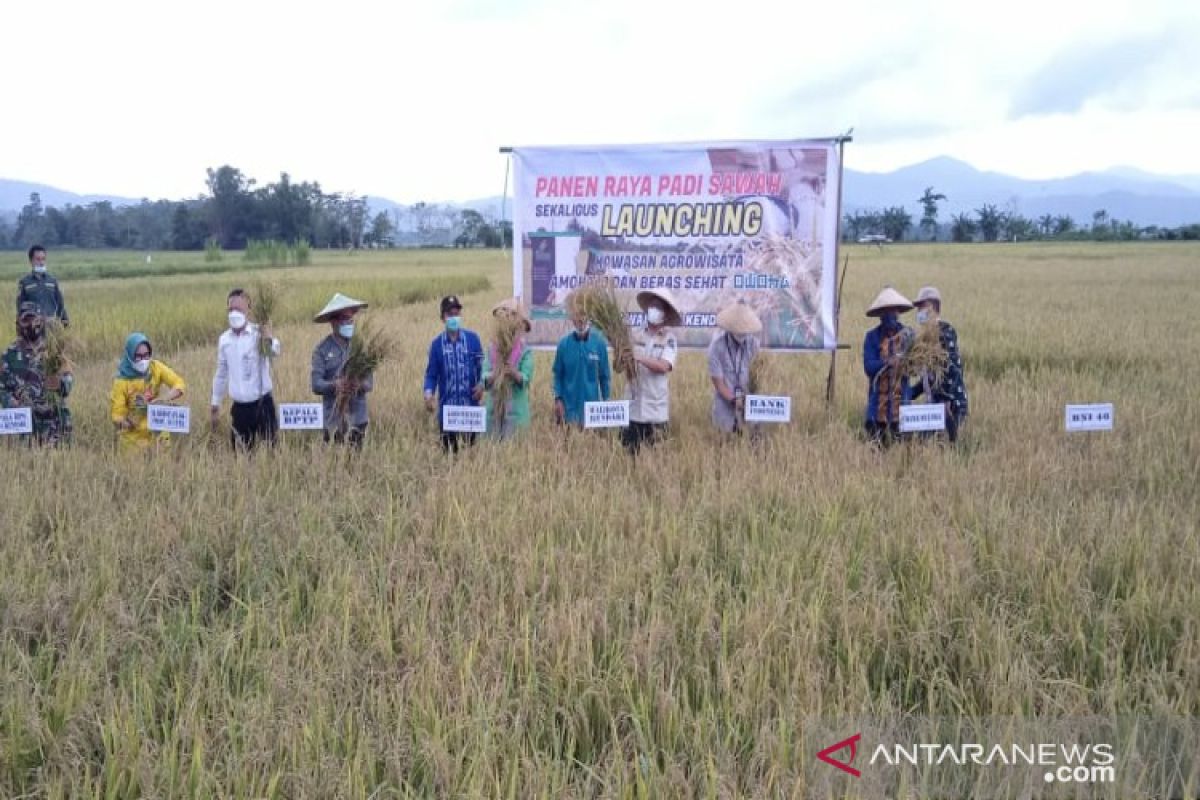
top-left (1, 243), bottom-right (1198, 797)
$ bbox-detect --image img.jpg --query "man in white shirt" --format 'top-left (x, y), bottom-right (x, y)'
top-left (210, 288), bottom-right (281, 450)
top-left (622, 288), bottom-right (680, 454)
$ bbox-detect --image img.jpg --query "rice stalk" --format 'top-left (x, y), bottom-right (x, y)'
top-left (253, 281), bottom-right (280, 357)
top-left (489, 311), bottom-right (523, 430)
top-left (335, 320), bottom-right (393, 420)
top-left (568, 282), bottom-right (635, 385)
top-left (901, 321), bottom-right (948, 394)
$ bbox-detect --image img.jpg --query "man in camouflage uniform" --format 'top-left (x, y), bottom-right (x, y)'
top-left (0, 302), bottom-right (74, 446)
top-left (16, 244), bottom-right (69, 326)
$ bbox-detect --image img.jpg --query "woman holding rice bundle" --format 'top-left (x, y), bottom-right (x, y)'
top-left (482, 298), bottom-right (534, 439)
top-left (862, 286), bottom-right (914, 446)
top-left (708, 300), bottom-right (762, 435)
top-left (910, 286), bottom-right (968, 442)
top-left (109, 333), bottom-right (186, 452)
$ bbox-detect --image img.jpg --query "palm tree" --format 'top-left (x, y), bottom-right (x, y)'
top-left (918, 187), bottom-right (947, 241)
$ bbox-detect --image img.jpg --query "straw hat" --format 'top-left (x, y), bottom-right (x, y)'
top-left (492, 297), bottom-right (531, 332)
top-left (865, 287), bottom-right (913, 317)
top-left (313, 292), bottom-right (369, 323)
top-left (914, 286), bottom-right (942, 306)
top-left (715, 301), bottom-right (762, 335)
top-left (636, 288), bottom-right (683, 327)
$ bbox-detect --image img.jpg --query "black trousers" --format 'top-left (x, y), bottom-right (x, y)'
top-left (441, 431), bottom-right (476, 453)
top-left (865, 420), bottom-right (903, 448)
top-left (325, 423), bottom-right (367, 449)
top-left (621, 421), bottom-right (665, 454)
top-left (230, 393), bottom-right (277, 451)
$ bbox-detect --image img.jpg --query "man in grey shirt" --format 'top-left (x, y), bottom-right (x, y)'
top-left (311, 293), bottom-right (372, 447)
top-left (707, 301), bottom-right (762, 434)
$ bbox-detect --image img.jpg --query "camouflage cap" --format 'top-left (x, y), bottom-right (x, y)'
top-left (17, 301), bottom-right (43, 320)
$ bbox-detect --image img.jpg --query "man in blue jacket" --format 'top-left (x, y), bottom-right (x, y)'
top-left (862, 286), bottom-right (913, 447)
top-left (552, 301), bottom-right (611, 427)
top-left (423, 295), bottom-right (483, 452)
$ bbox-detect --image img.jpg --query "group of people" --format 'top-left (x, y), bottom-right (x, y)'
top-left (3, 244), bottom-right (969, 453)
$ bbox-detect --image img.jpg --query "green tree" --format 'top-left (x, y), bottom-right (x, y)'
top-left (975, 204), bottom-right (1004, 242)
top-left (880, 206), bottom-right (912, 242)
top-left (918, 187), bottom-right (946, 241)
top-left (205, 165), bottom-right (256, 248)
top-left (950, 212), bottom-right (977, 243)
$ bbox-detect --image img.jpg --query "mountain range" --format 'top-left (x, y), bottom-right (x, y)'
top-left (5, 156), bottom-right (1200, 229)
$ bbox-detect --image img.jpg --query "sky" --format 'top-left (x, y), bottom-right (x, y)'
top-left (3, 0), bottom-right (1198, 204)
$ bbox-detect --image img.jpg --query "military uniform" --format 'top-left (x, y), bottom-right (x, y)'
top-left (0, 327), bottom-right (74, 447)
top-left (16, 272), bottom-right (69, 325)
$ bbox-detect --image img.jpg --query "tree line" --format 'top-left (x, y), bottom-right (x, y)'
top-left (0, 166), bottom-right (512, 252)
top-left (843, 186), bottom-right (1200, 243)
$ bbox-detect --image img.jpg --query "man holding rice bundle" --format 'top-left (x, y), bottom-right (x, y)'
top-left (910, 286), bottom-right (968, 442)
top-left (622, 288), bottom-right (680, 453)
top-left (708, 301), bottom-right (762, 435)
top-left (423, 295), bottom-right (484, 453)
top-left (862, 286), bottom-right (914, 446)
top-left (312, 293), bottom-right (374, 448)
top-left (1, 302), bottom-right (73, 446)
top-left (211, 288), bottom-right (280, 451)
top-left (552, 296), bottom-right (611, 427)
top-left (482, 298), bottom-right (534, 439)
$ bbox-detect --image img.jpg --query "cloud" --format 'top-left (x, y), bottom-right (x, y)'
top-left (1009, 31), bottom-right (1184, 118)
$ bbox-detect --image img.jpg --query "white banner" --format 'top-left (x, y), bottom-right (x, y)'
top-left (745, 395), bottom-right (791, 423)
top-left (0, 407), bottom-right (33, 435)
top-left (584, 400), bottom-right (630, 429)
top-left (512, 139), bottom-right (842, 350)
top-left (899, 403), bottom-right (946, 433)
top-left (279, 403), bottom-right (325, 430)
top-left (442, 405), bottom-right (487, 434)
top-left (1065, 403), bottom-right (1113, 432)
top-left (147, 404), bottom-right (190, 434)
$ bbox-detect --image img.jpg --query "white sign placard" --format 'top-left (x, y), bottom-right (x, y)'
top-left (1065, 403), bottom-right (1113, 432)
top-left (0, 407), bottom-right (33, 435)
top-left (147, 404), bottom-right (190, 434)
top-left (279, 403), bottom-right (325, 430)
top-left (744, 395), bottom-right (792, 423)
top-left (442, 404), bottom-right (487, 433)
top-left (584, 400), bottom-right (630, 429)
top-left (899, 403), bottom-right (946, 433)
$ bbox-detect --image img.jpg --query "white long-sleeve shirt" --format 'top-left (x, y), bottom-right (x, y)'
top-left (211, 323), bottom-right (281, 406)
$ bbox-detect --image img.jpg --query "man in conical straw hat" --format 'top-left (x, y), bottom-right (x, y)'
top-left (622, 288), bottom-right (682, 454)
top-left (311, 292), bottom-right (372, 447)
top-left (708, 300), bottom-right (762, 434)
top-left (482, 298), bottom-right (534, 439)
top-left (862, 286), bottom-right (914, 446)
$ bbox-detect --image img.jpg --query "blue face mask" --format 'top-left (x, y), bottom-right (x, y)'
top-left (880, 312), bottom-right (900, 330)
top-left (445, 315), bottom-right (461, 333)
top-left (338, 323), bottom-right (355, 339)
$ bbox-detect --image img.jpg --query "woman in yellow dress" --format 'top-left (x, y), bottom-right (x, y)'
top-left (110, 332), bottom-right (186, 451)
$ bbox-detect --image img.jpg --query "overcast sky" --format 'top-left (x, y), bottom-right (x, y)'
top-left (3, 0), bottom-right (1198, 203)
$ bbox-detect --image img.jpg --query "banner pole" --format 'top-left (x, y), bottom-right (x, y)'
top-left (826, 132), bottom-right (852, 408)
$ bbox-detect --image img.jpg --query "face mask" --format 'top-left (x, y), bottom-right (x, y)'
top-left (134, 358), bottom-right (151, 374)
top-left (228, 310), bottom-right (247, 330)
top-left (33, 264), bottom-right (47, 274)
top-left (445, 315), bottom-right (461, 333)
top-left (574, 321), bottom-right (590, 336)
top-left (880, 312), bottom-right (899, 329)
top-left (646, 307), bottom-right (665, 326)
top-left (20, 324), bottom-right (41, 342)
top-left (916, 309), bottom-right (931, 324)
top-left (338, 323), bottom-right (355, 339)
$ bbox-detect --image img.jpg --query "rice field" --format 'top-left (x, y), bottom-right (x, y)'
top-left (1, 242), bottom-right (1198, 798)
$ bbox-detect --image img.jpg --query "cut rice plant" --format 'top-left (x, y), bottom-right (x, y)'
top-left (42, 319), bottom-right (74, 378)
top-left (748, 351), bottom-right (770, 395)
top-left (568, 281), bottom-right (635, 385)
top-left (901, 320), bottom-right (949, 395)
top-left (489, 310), bottom-right (524, 430)
top-left (335, 320), bottom-right (394, 420)
top-left (253, 281), bottom-right (280, 357)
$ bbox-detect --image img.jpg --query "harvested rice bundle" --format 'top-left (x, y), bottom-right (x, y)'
top-left (489, 308), bottom-right (525, 429)
top-left (901, 320), bottom-right (948, 393)
top-left (42, 319), bottom-right (73, 378)
top-left (569, 282), bottom-right (636, 384)
top-left (252, 281), bottom-right (279, 357)
top-left (336, 320), bottom-right (394, 419)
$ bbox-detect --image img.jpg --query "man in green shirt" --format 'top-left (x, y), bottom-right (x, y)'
top-left (16, 245), bottom-right (69, 326)
top-left (552, 303), bottom-right (611, 426)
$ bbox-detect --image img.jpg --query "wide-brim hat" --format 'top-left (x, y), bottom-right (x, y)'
top-left (492, 297), bottom-right (531, 332)
top-left (313, 292), bottom-right (369, 323)
top-left (636, 288), bottom-right (683, 327)
top-left (715, 301), bottom-right (762, 335)
top-left (866, 287), bottom-right (913, 317)
top-left (914, 286), bottom-right (942, 306)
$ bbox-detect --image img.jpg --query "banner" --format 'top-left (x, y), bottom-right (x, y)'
top-left (512, 139), bottom-right (842, 350)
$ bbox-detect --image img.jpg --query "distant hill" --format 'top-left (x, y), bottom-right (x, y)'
top-left (7, 157), bottom-right (1200, 229)
top-left (842, 156), bottom-right (1200, 227)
